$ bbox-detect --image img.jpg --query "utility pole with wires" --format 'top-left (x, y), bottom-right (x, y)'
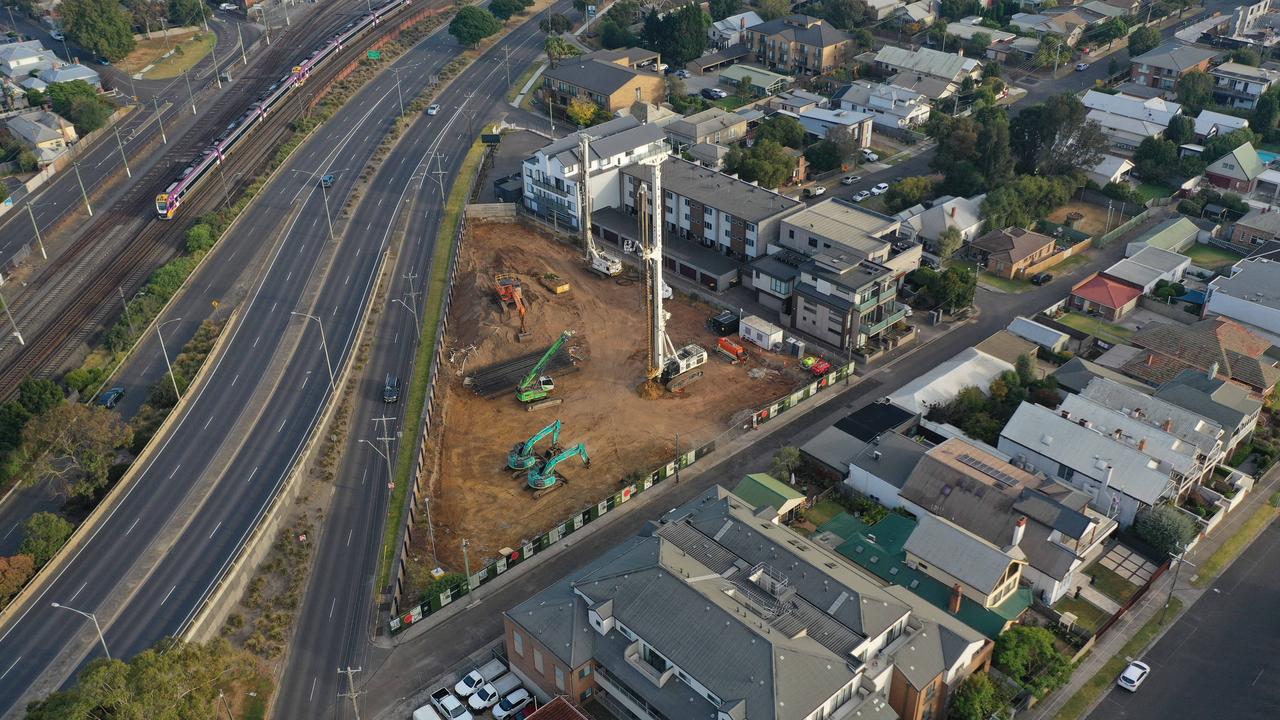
top-left (338, 667), bottom-right (363, 720)
top-left (431, 152), bottom-right (448, 196)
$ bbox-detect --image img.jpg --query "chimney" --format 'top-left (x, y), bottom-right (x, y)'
top-left (1162, 418), bottom-right (1174, 432)
top-left (1012, 517), bottom-right (1027, 547)
top-left (1113, 428), bottom-right (1123, 440)
top-left (1138, 438), bottom-right (1148, 451)
top-left (948, 584), bottom-right (963, 614)
top-left (741, 16), bottom-right (746, 29)
top-left (1060, 409), bottom-right (1070, 419)
top-left (1146, 352), bottom-right (1156, 367)
top-left (1207, 361), bottom-right (1219, 379)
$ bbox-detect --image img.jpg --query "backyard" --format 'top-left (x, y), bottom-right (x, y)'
top-left (1054, 312), bottom-right (1135, 345)
top-left (1183, 242), bottom-right (1244, 274)
top-left (1053, 594), bottom-right (1111, 633)
top-left (1135, 181), bottom-right (1175, 203)
top-left (1085, 563), bottom-right (1138, 604)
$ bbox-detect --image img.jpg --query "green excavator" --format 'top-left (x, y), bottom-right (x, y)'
top-left (527, 442), bottom-right (589, 498)
top-left (507, 419), bottom-right (562, 472)
top-left (516, 329), bottom-right (574, 403)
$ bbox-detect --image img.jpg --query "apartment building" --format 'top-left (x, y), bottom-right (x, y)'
top-left (1210, 61), bottom-right (1280, 109)
top-left (1155, 369), bottom-right (1264, 457)
top-left (663, 107), bottom-right (748, 148)
top-left (521, 116), bottom-right (669, 230)
top-left (744, 14), bottom-right (854, 76)
top-left (540, 50), bottom-right (665, 115)
top-left (776, 198), bottom-right (920, 276)
top-left (1078, 376), bottom-right (1228, 474)
top-left (503, 486), bottom-right (993, 720)
top-left (1129, 42), bottom-right (1217, 93)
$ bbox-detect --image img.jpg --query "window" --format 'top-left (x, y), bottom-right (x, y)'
top-left (789, 229), bottom-right (795, 239)
top-left (808, 237), bottom-right (818, 248)
top-left (534, 649), bottom-right (544, 673)
top-left (747, 223), bottom-right (756, 231)
top-left (771, 277), bottom-right (788, 294)
top-left (705, 221), bottom-right (713, 230)
top-left (1058, 464), bottom-right (1075, 482)
top-left (555, 667), bottom-right (566, 691)
top-left (724, 228), bottom-right (731, 238)
top-left (580, 666), bottom-right (593, 679)
top-left (512, 631), bottom-right (524, 656)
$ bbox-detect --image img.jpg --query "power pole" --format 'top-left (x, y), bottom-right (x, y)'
top-left (338, 667), bottom-right (363, 720)
top-left (403, 271), bottom-right (421, 316)
top-left (431, 153), bottom-right (448, 196)
top-left (374, 415), bottom-right (396, 488)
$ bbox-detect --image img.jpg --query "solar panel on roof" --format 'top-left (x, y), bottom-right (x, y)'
top-left (958, 452), bottom-right (1021, 487)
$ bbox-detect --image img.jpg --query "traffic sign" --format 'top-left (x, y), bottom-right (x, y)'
top-left (368, 50), bottom-right (382, 60)
top-left (586, 4), bottom-right (596, 16)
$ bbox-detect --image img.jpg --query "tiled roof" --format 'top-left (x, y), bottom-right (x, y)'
top-left (1070, 272), bottom-right (1142, 309)
top-left (543, 57), bottom-right (644, 97)
top-left (527, 697), bottom-right (591, 720)
top-left (970, 227), bottom-right (1056, 265)
top-left (747, 15), bottom-right (853, 48)
top-left (1128, 317), bottom-right (1280, 390)
top-left (1206, 142), bottom-right (1264, 182)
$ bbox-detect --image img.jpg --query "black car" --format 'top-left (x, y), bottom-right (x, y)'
top-left (383, 374), bottom-right (401, 403)
top-left (700, 87), bottom-right (719, 100)
top-left (98, 387), bottom-right (125, 409)
top-left (1030, 272), bottom-right (1053, 286)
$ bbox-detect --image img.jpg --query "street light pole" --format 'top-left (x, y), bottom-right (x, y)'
top-left (112, 124), bottom-right (131, 177)
top-left (153, 97), bottom-right (167, 144)
top-left (50, 602), bottom-right (110, 660)
top-left (118, 286), bottom-right (136, 335)
top-left (157, 317), bottom-right (184, 401)
top-left (290, 311), bottom-right (334, 390)
top-left (391, 298), bottom-right (419, 339)
top-left (25, 203), bottom-right (48, 259)
top-left (1160, 544), bottom-right (1193, 625)
top-left (236, 21), bottom-right (248, 65)
top-left (71, 160), bottom-right (91, 216)
top-left (183, 69), bottom-right (197, 115)
top-left (0, 292), bottom-right (22, 345)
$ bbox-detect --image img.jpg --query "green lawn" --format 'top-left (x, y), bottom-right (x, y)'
top-left (1183, 243), bottom-right (1244, 273)
top-left (1055, 312), bottom-right (1135, 345)
top-left (1085, 563), bottom-right (1138, 604)
top-left (1052, 252), bottom-right (1092, 274)
top-left (805, 500), bottom-right (844, 527)
top-left (1051, 597), bottom-right (1183, 720)
top-left (979, 271), bottom-right (1033, 294)
top-left (1054, 595), bottom-right (1112, 633)
top-left (1135, 182), bottom-right (1175, 202)
top-left (1192, 503), bottom-right (1278, 587)
top-left (712, 95), bottom-right (751, 111)
top-left (505, 62), bottom-right (542, 103)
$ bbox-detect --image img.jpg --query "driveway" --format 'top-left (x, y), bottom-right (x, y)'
top-left (1088, 519), bottom-right (1280, 720)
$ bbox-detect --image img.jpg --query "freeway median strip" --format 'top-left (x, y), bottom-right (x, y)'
top-left (378, 137), bottom-right (487, 592)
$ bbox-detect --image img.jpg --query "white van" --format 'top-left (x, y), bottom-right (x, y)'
top-left (413, 704), bottom-right (443, 720)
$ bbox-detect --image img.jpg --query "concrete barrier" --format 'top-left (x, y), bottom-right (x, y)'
top-left (464, 202), bottom-right (517, 221)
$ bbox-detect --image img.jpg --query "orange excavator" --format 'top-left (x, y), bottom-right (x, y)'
top-left (495, 273), bottom-right (531, 340)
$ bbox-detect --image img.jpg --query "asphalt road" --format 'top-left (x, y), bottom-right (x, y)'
top-left (1087, 519), bottom-right (1280, 720)
top-left (0, 1), bottom-right (470, 715)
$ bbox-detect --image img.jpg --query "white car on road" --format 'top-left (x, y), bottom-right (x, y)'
top-left (840, 175), bottom-right (857, 185)
top-left (1117, 661), bottom-right (1150, 692)
top-left (870, 182), bottom-right (890, 196)
top-left (218, 2), bottom-right (238, 10)
top-left (427, 103), bottom-right (441, 115)
top-left (851, 190), bottom-right (871, 202)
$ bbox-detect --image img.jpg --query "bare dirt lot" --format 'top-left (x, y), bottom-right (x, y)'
top-left (413, 220), bottom-right (808, 571)
top-left (1045, 200), bottom-right (1134, 238)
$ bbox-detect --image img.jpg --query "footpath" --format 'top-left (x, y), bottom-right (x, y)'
top-left (1030, 463), bottom-right (1280, 720)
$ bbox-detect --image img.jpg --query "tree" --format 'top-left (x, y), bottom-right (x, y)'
top-left (936, 265), bottom-right (976, 311)
top-left (709, 0), bottom-right (740, 21)
top-left (993, 626), bottom-right (1072, 698)
top-left (771, 446), bottom-right (802, 480)
top-left (1015, 353), bottom-right (1036, 385)
top-left (1107, 56), bottom-right (1121, 78)
top-left (539, 13), bottom-right (573, 34)
top-left (725, 139), bottom-right (796, 188)
top-left (24, 87), bottom-right (45, 108)
top-left (815, 0), bottom-right (869, 30)
top-left (449, 6), bottom-right (502, 47)
top-left (735, 73), bottom-right (754, 98)
top-left (1096, 16), bottom-right (1129, 46)
top-left (1010, 94), bottom-right (1106, 176)
top-left (25, 638), bottom-right (262, 718)
top-left (126, 0), bottom-right (167, 36)
top-left (1164, 114), bottom-right (1196, 145)
top-left (1033, 35), bottom-right (1071, 69)
top-left (1230, 47), bottom-right (1261, 66)
top-left (1202, 127), bottom-right (1260, 165)
top-left (600, 18), bottom-right (638, 48)
top-left (1128, 25), bottom-right (1161, 58)
top-left (755, 115), bottom-right (806, 148)
top-left (1253, 89), bottom-right (1280, 132)
top-left (0, 554), bottom-right (34, 599)
top-left (59, 0), bottom-right (136, 61)
top-left (975, 106), bottom-right (1014, 187)
top-left (964, 31), bottom-right (991, 58)
top-left (17, 378), bottom-right (63, 417)
top-left (981, 175), bottom-right (1077, 230)
top-left (19, 512), bottom-right (73, 567)
top-left (167, 0), bottom-right (206, 26)
top-left (883, 176), bottom-right (935, 213)
top-left (949, 673), bottom-right (1011, 720)
top-left (1133, 136), bottom-right (1184, 184)
top-left (804, 140), bottom-right (843, 172)
top-left (639, 5), bottom-right (709, 67)
top-left (757, 0), bottom-right (790, 21)
top-left (1134, 504), bottom-right (1199, 557)
top-left (46, 80), bottom-right (112, 134)
top-left (936, 226), bottom-right (963, 261)
top-left (566, 96), bottom-right (601, 127)
top-left (1176, 70), bottom-right (1213, 114)
top-left (490, 0), bottom-right (525, 21)
top-left (544, 35), bottom-right (581, 66)
top-left (15, 403), bottom-right (133, 498)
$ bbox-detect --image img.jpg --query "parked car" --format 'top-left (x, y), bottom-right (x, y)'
top-left (675, 68), bottom-right (691, 78)
top-left (50, 30), bottom-right (64, 41)
top-left (429, 688), bottom-right (473, 720)
top-left (96, 56), bottom-right (111, 65)
top-left (861, 149), bottom-right (879, 163)
top-left (851, 190), bottom-right (871, 202)
top-left (1117, 661), bottom-right (1150, 691)
top-left (700, 87), bottom-right (719, 100)
top-left (453, 658), bottom-right (505, 698)
top-left (469, 673), bottom-right (522, 711)
top-left (492, 689), bottom-right (533, 720)
top-left (840, 175), bottom-right (857, 186)
top-left (804, 185), bottom-right (826, 198)
top-left (218, 2), bottom-right (238, 9)
top-left (413, 704), bottom-right (444, 720)
top-left (98, 387), bottom-right (125, 409)
top-left (426, 103), bottom-right (440, 115)
top-left (1075, 62), bottom-right (1089, 72)
top-left (870, 182), bottom-right (890, 195)
top-left (1030, 272), bottom-right (1053, 286)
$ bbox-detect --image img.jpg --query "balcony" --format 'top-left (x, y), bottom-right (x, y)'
top-left (860, 301), bottom-right (907, 337)
top-left (624, 640), bottom-right (676, 688)
top-left (528, 176), bottom-right (571, 198)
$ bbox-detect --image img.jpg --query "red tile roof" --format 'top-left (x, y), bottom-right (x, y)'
top-left (527, 697), bottom-right (592, 720)
top-left (1070, 272), bottom-right (1142, 309)
top-left (1127, 317), bottom-right (1280, 391)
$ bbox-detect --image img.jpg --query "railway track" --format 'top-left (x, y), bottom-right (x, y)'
top-left (0, 5), bottom-right (397, 399)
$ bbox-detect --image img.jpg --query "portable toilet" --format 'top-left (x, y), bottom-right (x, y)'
top-left (739, 315), bottom-right (784, 352)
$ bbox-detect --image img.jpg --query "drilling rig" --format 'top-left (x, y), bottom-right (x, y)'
top-left (578, 132), bottom-right (624, 277)
top-left (636, 160), bottom-right (707, 393)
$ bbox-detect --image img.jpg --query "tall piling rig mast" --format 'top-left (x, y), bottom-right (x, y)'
top-left (578, 132), bottom-right (624, 278)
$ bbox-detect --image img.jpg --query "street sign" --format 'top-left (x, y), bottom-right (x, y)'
top-left (586, 4), bottom-right (596, 16)
top-left (367, 50), bottom-right (382, 60)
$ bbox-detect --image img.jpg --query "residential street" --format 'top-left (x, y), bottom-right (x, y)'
top-left (1088, 519), bottom-right (1280, 720)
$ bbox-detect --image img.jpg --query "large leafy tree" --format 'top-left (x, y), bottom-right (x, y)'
top-left (47, 80), bottom-right (113, 134)
top-left (1010, 94), bottom-right (1106, 176)
top-left (15, 402), bottom-right (132, 498)
top-left (883, 176), bottom-right (935, 213)
top-left (981, 175), bottom-right (1078, 230)
top-left (126, 0), bottom-right (167, 35)
top-left (490, 0), bottom-right (525, 21)
top-left (949, 672), bottom-right (1011, 720)
top-left (804, 140), bottom-right (843, 172)
top-left (725, 139), bottom-right (796, 189)
top-left (936, 225), bottom-right (963, 261)
top-left (757, 0), bottom-right (791, 20)
top-left (0, 554), bottom-right (34, 599)
top-left (993, 626), bottom-right (1072, 698)
top-left (1133, 136), bottom-right (1203, 184)
top-left (1176, 70), bottom-right (1214, 114)
top-left (167, 0), bottom-right (206, 27)
top-left (1134, 504), bottom-right (1199, 557)
top-left (449, 6), bottom-right (502, 47)
top-left (1127, 25), bottom-right (1161, 58)
top-left (19, 512), bottom-right (73, 567)
top-left (539, 13), bottom-right (573, 34)
top-left (815, 0), bottom-right (869, 30)
top-left (1202, 127), bottom-right (1260, 165)
top-left (544, 35), bottom-right (581, 67)
top-left (709, 0), bottom-right (740, 21)
top-left (1164, 114), bottom-right (1195, 145)
top-left (1253, 88), bottom-right (1280, 132)
top-left (975, 106), bottom-right (1014, 187)
top-left (60, 0), bottom-right (136, 61)
top-left (640, 4), bottom-right (709, 67)
top-left (755, 115), bottom-right (806, 148)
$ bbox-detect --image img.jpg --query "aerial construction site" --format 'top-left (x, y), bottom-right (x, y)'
top-left (411, 141), bottom-right (815, 574)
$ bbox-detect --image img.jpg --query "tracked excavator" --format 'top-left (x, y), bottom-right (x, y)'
top-left (507, 419), bottom-right (562, 471)
top-left (527, 442), bottom-right (590, 498)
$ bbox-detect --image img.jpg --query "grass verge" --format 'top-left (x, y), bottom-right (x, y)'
top-left (1191, 502), bottom-right (1278, 588)
top-left (979, 271), bottom-right (1032, 294)
top-left (505, 61), bottom-right (542, 103)
top-left (1085, 563), bottom-right (1138, 604)
top-left (143, 32), bottom-right (217, 79)
top-left (1051, 596), bottom-right (1183, 720)
top-left (377, 138), bottom-right (488, 592)
top-left (1055, 312), bottom-right (1134, 345)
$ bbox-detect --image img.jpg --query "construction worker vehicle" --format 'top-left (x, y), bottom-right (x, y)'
top-left (494, 273), bottom-right (530, 340)
top-left (576, 133), bottom-right (625, 277)
top-left (661, 344), bottom-right (708, 391)
top-left (540, 272), bottom-right (570, 294)
top-left (527, 442), bottom-right (590, 498)
top-left (810, 359), bottom-right (832, 377)
top-left (717, 337), bottom-right (747, 363)
top-left (507, 419), bottom-right (562, 471)
top-left (516, 329), bottom-right (574, 403)
top-left (708, 310), bottom-right (738, 336)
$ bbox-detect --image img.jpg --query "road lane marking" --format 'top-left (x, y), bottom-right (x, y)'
top-left (393, 332), bottom-right (398, 344)
top-left (160, 584), bottom-right (177, 606)
top-left (278, 418), bottom-right (287, 432)
top-left (246, 466), bottom-right (258, 483)
top-left (204, 416), bottom-right (213, 430)
top-left (254, 335), bottom-right (260, 347)
top-left (271, 302), bottom-right (277, 314)
top-left (329, 597), bottom-right (336, 619)
top-left (309, 677), bottom-right (317, 702)
top-left (286, 271), bottom-right (292, 283)
top-left (301, 375), bottom-right (310, 390)
top-left (168, 465), bottom-right (181, 479)
top-left (125, 517), bottom-right (140, 535)
top-left (1253, 669), bottom-right (1265, 686)
top-left (360, 468), bottom-right (367, 487)
top-left (347, 529), bottom-right (352, 546)
top-left (69, 582), bottom-right (87, 602)
top-left (232, 373), bottom-right (239, 387)
top-left (209, 522), bottom-right (221, 539)
top-left (0, 657), bottom-right (19, 681)
top-left (355, 246), bottom-right (360, 258)
top-left (1, 522), bottom-right (18, 542)
top-left (344, 274), bottom-right (350, 285)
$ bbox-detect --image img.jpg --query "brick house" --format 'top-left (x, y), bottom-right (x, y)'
top-left (966, 227), bottom-right (1057, 278)
top-left (1069, 272), bottom-right (1143, 320)
top-left (1205, 142), bottom-right (1264, 193)
top-left (541, 51), bottom-right (666, 115)
top-left (1129, 42), bottom-right (1216, 93)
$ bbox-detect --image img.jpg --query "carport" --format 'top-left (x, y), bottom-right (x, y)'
top-left (685, 44), bottom-right (749, 75)
top-left (591, 207), bottom-right (740, 291)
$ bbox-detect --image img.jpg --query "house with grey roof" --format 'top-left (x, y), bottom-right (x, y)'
top-left (1101, 246), bottom-right (1190, 294)
top-left (899, 438), bottom-right (1116, 604)
top-left (998, 402), bottom-right (1182, 526)
top-left (503, 485), bottom-right (993, 720)
top-left (743, 15), bottom-right (854, 76)
top-left (1007, 316), bottom-right (1069, 353)
top-left (1053, 356), bottom-right (1151, 395)
top-left (1056, 392), bottom-right (1204, 490)
top-left (1210, 61), bottom-right (1280, 110)
top-left (1229, 207), bottom-right (1280, 253)
top-left (905, 514), bottom-right (1027, 610)
top-left (898, 194), bottom-right (985, 253)
top-left (1206, 255), bottom-right (1280, 346)
top-left (1155, 369), bottom-right (1263, 456)
top-left (1079, 376), bottom-right (1227, 471)
top-left (663, 107), bottom-right (748, 149)
top-left (1129, 42), bottom-right (1217, 93)
top-left (39, 62), bottom-right (100, 88)
top-left (4, 110), bottom-right (76, 164)
top-left (873, 46), bottom-right (981, 99)
top-left (802, 428), bottom-right (928, 509)
top-left (0, 40), bottom-right (58, 78)
top-left (835, 80), bottom-right (932, 130)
